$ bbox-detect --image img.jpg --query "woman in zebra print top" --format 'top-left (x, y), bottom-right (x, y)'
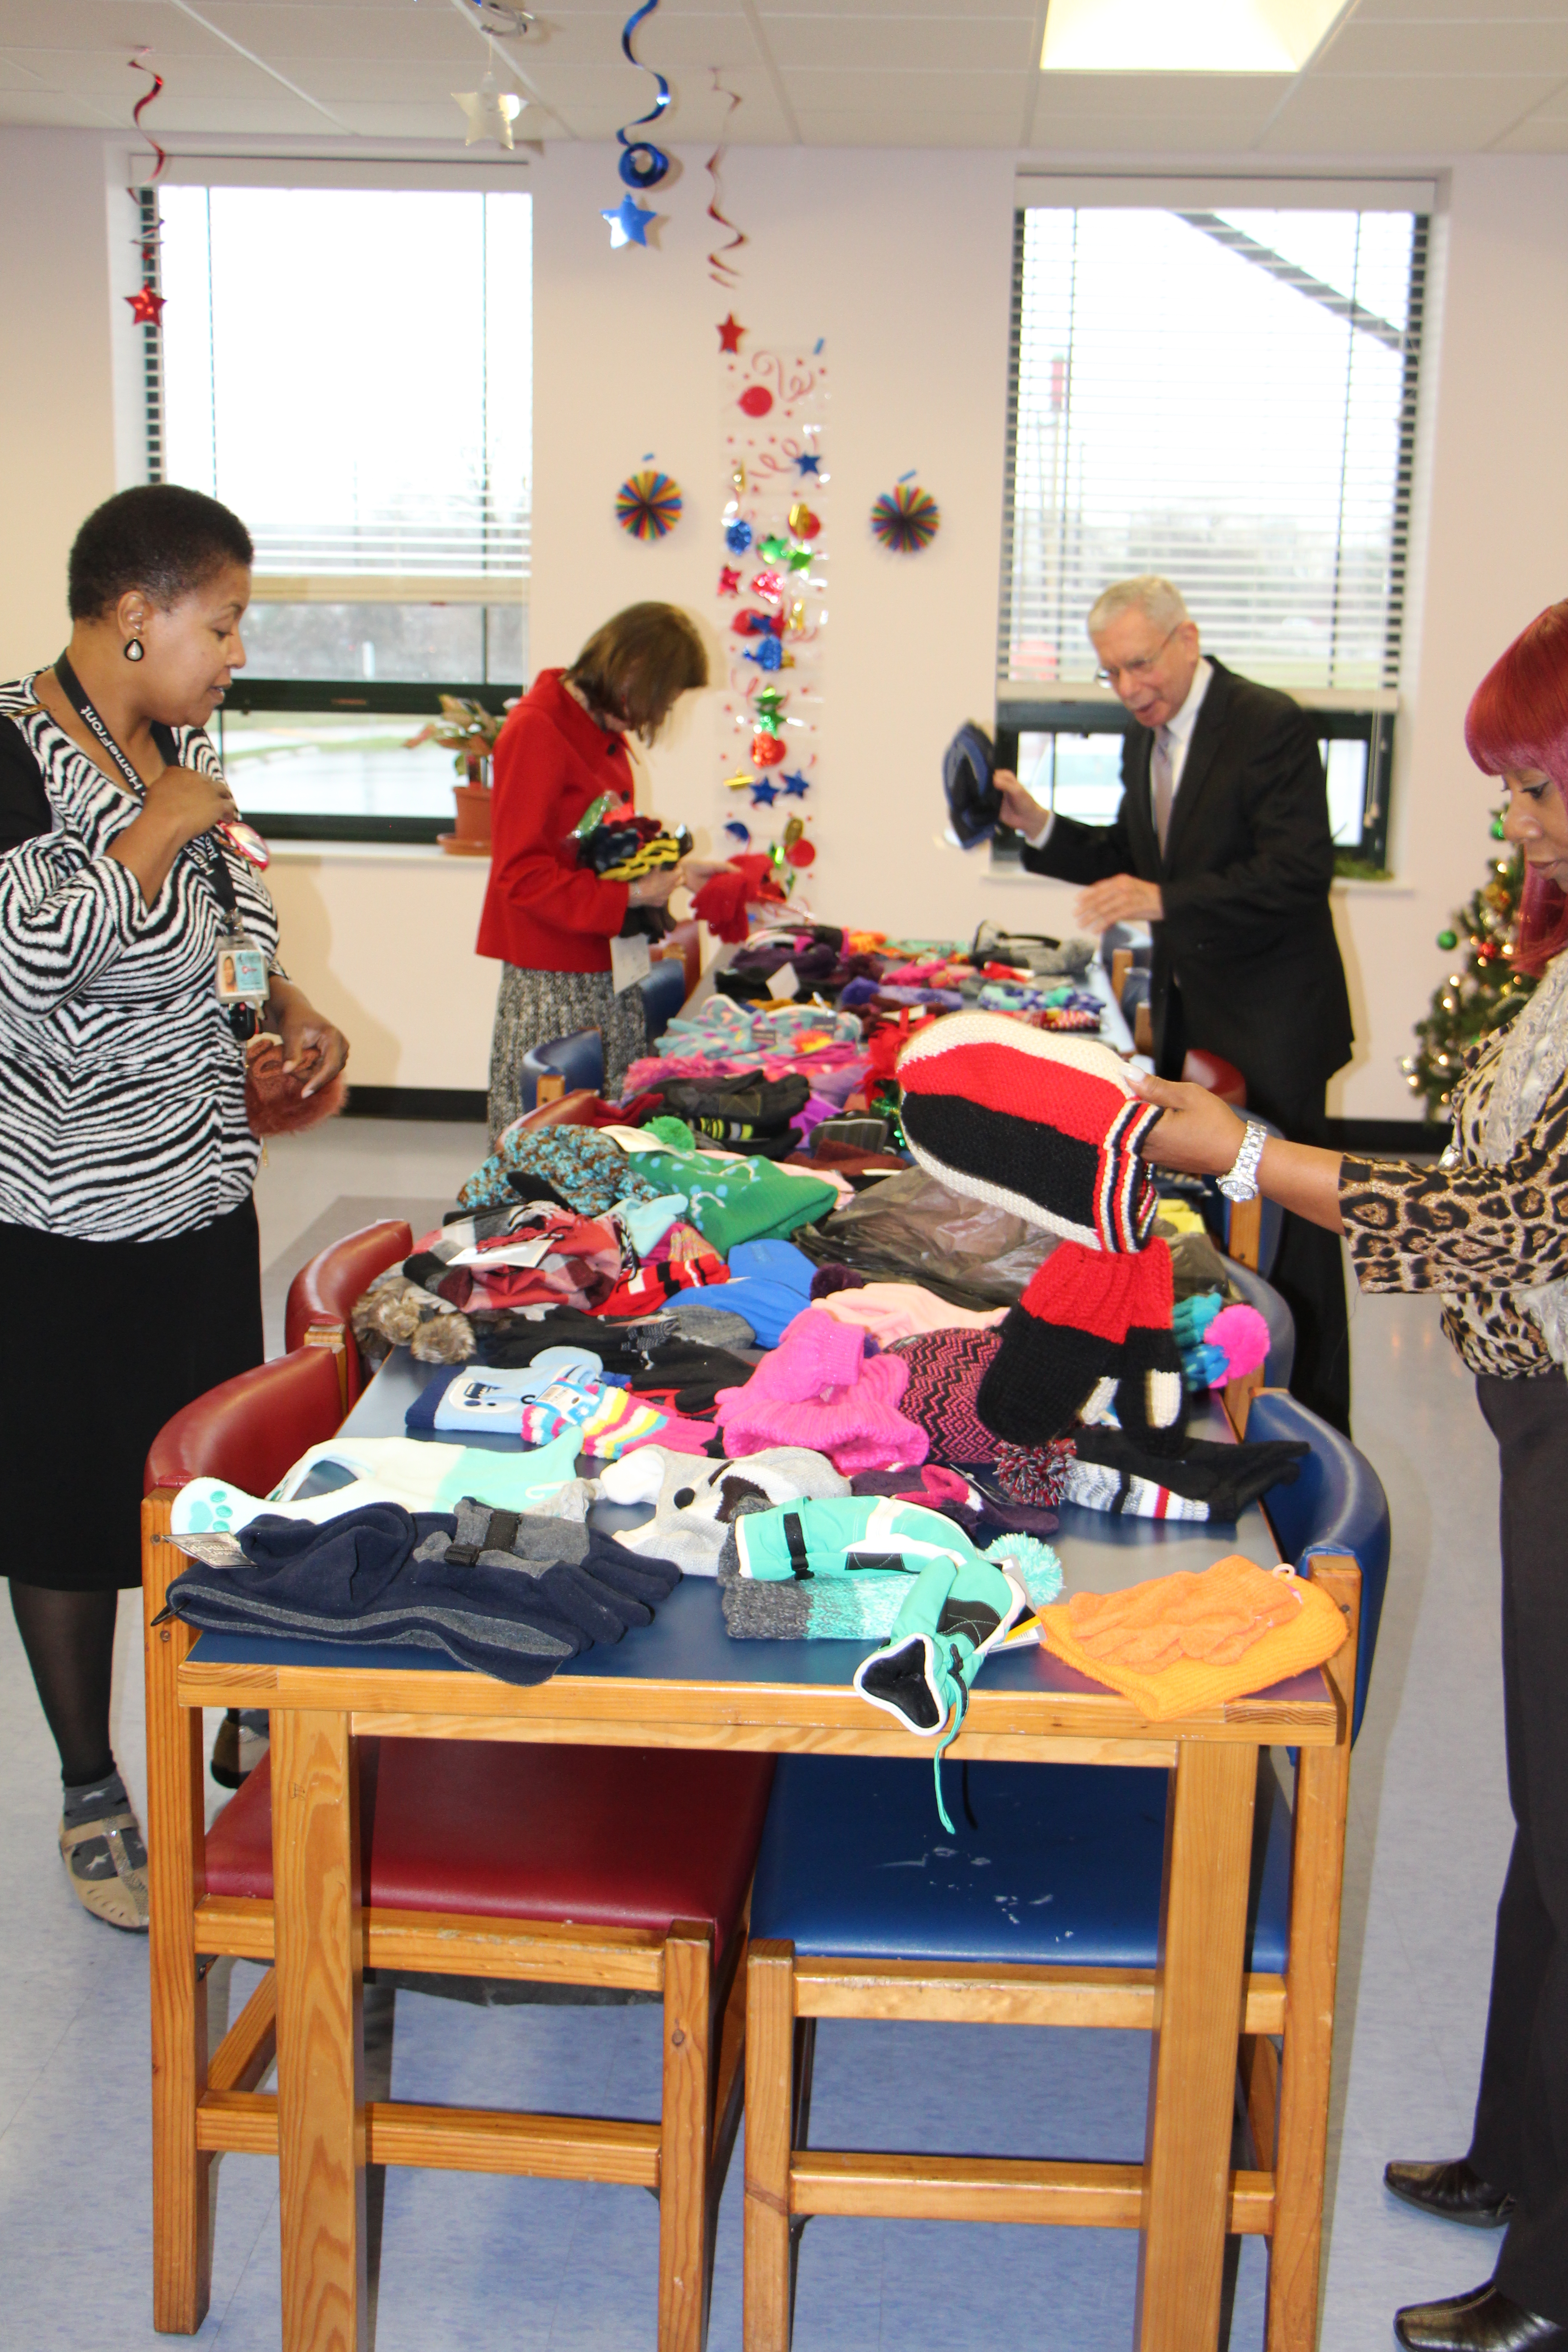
top-left (0, 485), bottom-right (348, 1932)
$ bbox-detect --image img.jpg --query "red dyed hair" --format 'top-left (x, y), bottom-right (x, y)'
top-left (1465, 600), bottom-right (1568, 975)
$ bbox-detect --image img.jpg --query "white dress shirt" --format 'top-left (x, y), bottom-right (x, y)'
top-left (1024, 657), bottom-right (1215, 852)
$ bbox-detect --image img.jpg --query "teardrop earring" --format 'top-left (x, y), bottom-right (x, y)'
top-left (123, 637), bottom-right (144, 663)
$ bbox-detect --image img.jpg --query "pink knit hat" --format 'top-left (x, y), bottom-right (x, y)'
top-left (714, 1308), bottom-right (929, 1475)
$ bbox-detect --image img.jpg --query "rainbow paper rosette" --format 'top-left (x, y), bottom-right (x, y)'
top-left (616, 468), bottom-right (684, 541)
top-left (870, 481), bottom-right (941, 554)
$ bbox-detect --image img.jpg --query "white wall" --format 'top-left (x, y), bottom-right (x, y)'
top-left (5, 133), bottom-right (1568, 1112)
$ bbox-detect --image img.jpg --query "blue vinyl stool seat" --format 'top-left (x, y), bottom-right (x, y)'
top-left (750, 1753), bottom-right (1292, 1976)
top-left (639, 954), bottom-right (688, 1048)
top-left (1250, 1387), bottom-right (1391, 1742)
top-left (517, 1024), bottom-right (605, 1113)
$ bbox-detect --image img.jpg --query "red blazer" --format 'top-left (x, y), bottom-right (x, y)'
top-left (476, 669), bottom-right (633, 973)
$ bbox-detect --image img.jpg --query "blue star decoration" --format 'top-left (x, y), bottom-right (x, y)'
top-left (794, 452), bottom-right (822, 476)
top-left (781, 770), bottom-right (811, 798)
top-left (603, 194), bottom-right (657, 248)
top-left (750, 779), bottom-right (781, 807)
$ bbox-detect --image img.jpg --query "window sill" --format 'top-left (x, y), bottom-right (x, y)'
top-left (265, 838), bottom-right (490, 867)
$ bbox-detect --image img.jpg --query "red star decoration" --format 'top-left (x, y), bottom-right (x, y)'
top-left (716, 313), bottom-right (745, 353)
top-left (718, 566), bottom-right (741, 595)
top-left (125, 284), bottom-right (165, 326)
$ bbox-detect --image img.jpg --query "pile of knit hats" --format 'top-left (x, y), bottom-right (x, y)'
top-left (713, 1308), bottom-right (928, 1474)
top-left (897, 1014), bottom-right (1187, 1455)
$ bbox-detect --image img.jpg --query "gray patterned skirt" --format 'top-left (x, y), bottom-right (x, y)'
top-left (487, 963), bottom-right (648, 1139)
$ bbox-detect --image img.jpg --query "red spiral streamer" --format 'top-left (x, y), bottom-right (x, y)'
top-left (129, 49), bottom-right (167, 181)
top-left (706, 69), bottom-right (747, 289)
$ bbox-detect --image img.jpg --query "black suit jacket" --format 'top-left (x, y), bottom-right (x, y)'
top-left (1022, 659), bottom-right (1353, 1115)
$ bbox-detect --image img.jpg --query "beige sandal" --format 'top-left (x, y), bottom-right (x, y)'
top-left (59, 1809), bottom-right (149, 1933)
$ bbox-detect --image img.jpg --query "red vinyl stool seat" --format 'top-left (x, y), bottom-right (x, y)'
top-left (1182, 1046), bottom-right (1247, 1107)
top-left (207, 1739), bottom-right (774, 1968)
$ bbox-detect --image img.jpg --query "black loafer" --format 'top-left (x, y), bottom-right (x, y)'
top-left (1394, 2284), bottom-right (1568, 2350)
top-left (1386, 2158), bottom-right (1516, 2230)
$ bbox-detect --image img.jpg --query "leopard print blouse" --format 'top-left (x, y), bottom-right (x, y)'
top-left (1339, 1017), bottom-right (1568, 1378)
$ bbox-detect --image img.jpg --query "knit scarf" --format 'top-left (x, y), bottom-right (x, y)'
top-left (1475, 946), bottom-right (1568, 1363)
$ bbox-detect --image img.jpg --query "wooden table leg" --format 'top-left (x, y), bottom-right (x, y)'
top-left (1136, 1740), bottom-right (1258, 2352)
top-left (271, 1710), bottom-right (367, 2352)
top-left (744, 1941), bottom-right (797, 2352)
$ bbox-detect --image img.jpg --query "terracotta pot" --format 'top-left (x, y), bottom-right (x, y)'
top-left (440, 780), bottom-right (494, 858)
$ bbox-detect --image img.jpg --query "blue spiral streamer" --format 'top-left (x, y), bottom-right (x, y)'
top-left (617, 0), bottom-right (671, 189)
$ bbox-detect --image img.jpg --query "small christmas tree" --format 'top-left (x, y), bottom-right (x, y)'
top-left (1403, 813), bottom-right (1537, 1119)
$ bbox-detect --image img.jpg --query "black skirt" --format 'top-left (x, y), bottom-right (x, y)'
top-left (0, 1196), bottom-right (264, 1591)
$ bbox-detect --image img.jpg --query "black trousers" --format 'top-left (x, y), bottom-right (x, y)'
top-left (1158, 986), bottom-right (1352, 1435)
top-left (1468, 1372), bottom-right (1568, 2325)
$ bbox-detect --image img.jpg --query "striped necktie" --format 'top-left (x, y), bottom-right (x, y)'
top-left (1152, 726), bottom-right (1176, 854)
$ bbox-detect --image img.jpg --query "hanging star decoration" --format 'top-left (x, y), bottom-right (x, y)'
top-left (781, 771), bottom-right (811, 798)
top-left (718, 566), bottom-right (742, 595)
top-left (126, 283), bottom-right (166, 327)
top-left (786, 546), bottom-right (813, 573)
top-left (453, 70), bottom-right (523, 147)
top-left (750, 779), bottom-right (781, 807)
top-left (126, 49), bottom-right (168, 329)
top-left (717, 313), bottom-right (745, 353)
top-left (603, 191), bottom-right (657, 248)
top-left (794, 451), bottom-right (822, 476)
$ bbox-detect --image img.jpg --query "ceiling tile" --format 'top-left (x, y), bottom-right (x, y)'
top-left (1257, 69), bottom-right (1555, 145)
top-left (0, 0), bottom-right (230, 51)
top-left (196, 3), bottom-right (480, 61)
top-left (779, 64), bottom-right (1024, 110)
top-left (763, 16), bottom-right (1037, 69)
top-left (758, 0), bottom-right (1035, 15)
top-left (1024, 112), bottom-right (1267, 150)
top-left (0, 86), bottom-right (125, 122)
top-left (310, 97), bottom-right (529, 137)
top-left (1491, 108), bottom-right (1568, 142)
top-left (791, 109), bottom-right (1022, 144)
top-left (1350, 0), bottom-right (1568, 18)
top-left (259, 55), bottom-right (525, 99)
top-left (1321, 17), bottom-right (1568, 69)
top-left (142, 89), bottom-right (338, 131)
top-left (2, 45), bottom-right (296, 95)
top-left (0, 50), bottom-right (42, 86)
top-left (514, 9), bottom-right (759, 67)
top-left (1030, 70), bottom-right (1292, 121)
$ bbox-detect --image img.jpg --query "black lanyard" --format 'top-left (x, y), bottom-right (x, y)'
top-left (53, 651), bottom-right (258, 1037)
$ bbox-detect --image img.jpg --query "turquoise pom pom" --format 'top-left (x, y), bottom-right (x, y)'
top-left (984, 1532), bottom-right (1062, 1607)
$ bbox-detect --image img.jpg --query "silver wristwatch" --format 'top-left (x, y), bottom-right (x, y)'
top-left (1217, 1119), bottom-right (1268, 1203)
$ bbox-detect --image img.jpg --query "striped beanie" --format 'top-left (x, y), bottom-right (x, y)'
top-left (895, 1014), bottom-right (1160, 1252)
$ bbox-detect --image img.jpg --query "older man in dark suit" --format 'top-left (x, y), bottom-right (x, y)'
top-left (998, 573), bottom-right (1355, 1434)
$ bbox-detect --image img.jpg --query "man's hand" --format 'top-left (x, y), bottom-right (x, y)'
top-left (1075, 873), bottom-right (1163, 931)
top-left (995, 769), bottom-right (1048, 839)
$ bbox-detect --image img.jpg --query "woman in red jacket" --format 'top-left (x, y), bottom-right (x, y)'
top-left (478, 602), bottom-right (710, 1135)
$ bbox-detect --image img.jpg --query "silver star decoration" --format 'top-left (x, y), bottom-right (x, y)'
top-left (452, 73), bottom-right (523, 147)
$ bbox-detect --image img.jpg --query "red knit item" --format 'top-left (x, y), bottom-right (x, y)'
top-left (692, 870), bottom-right (751, 944)
top-left (978, 1238), bottom-right (1187, 1455)
top-left (886, 1326), bottom-right (1003, 1467)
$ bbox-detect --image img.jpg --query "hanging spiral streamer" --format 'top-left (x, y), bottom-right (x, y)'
top-left (616, 0), bottom-right (671, 189)
top-left (706, 69), bottom-right (748, 287)
top-left (129, 48), bottom-right (167, 180)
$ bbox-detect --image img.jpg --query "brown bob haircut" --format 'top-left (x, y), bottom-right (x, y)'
top-left (566, 603), bottom-right (709, 743)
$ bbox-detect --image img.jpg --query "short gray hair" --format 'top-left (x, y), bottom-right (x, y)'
top-left (1087, 575), bottom-right (1191, 642)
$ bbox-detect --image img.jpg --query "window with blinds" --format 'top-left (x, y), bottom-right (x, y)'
top-left (999, 202), bottom-right (1426, 694)
top-left (157, 185), bottom-right (530, 692)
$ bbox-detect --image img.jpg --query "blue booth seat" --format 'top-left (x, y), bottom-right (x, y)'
top-left (1250, 1386), bottom-right (1391, 1744)
top-left (516, 1025), bottom-right (605, 1115)
top-left (742, 1395), bottom-right (1382, 2347)
top-left (639, 953), bottom-right (688, 1048)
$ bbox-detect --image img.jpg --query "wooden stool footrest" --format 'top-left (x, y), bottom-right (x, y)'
top-left (787, 2151), bottom-right (1274, 2233)
top-left (196, 2091), bottom-right (662, 2185)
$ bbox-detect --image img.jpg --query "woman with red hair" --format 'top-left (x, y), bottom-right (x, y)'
top-left (1131, 601), bottom-right (1568, 2352)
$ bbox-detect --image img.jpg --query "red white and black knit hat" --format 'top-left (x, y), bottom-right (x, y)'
top-left (896, 1014), bottom-right (1161, 1252)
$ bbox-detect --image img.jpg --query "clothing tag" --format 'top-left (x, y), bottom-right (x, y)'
top-left (215, 936), bottom-right (269, 1002)
top-left (767, 961), bottom-right (799, 1001)
top-left (610, 934), bottom-right (653, 995)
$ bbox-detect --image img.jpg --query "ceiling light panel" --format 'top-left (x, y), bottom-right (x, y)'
top-left (1041, 0), bottom-right (1345, 75)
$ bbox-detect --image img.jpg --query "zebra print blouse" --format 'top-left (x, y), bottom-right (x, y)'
top-left (0, 676), bottom-right (280, 1244)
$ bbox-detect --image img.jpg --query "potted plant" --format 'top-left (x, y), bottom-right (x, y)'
top-left (406, 696), bottom-right (509, 856)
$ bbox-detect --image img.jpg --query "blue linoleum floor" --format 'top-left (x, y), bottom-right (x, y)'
top-left (0, 1133), bottom-right (1517, 2350)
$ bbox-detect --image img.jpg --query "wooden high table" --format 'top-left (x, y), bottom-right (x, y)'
top-left (152, 1353), bottom-right (1353, 2352)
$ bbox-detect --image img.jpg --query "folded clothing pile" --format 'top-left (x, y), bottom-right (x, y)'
top-left (1054, 1428), bottom-right (1308, 1522)
top-left (458, 1125), bottom-right (662, 1217)
top-left (644, 1070), bottom-right (811, 1158)
top-left (406, 1351), bottom-right (610, 1434)
top-left (714, 1308), bottom-right (927, 1474)
top-left (1036, 1556), bottom-right (1347, 1720)
top-left (600, 1443), bottom-right (849, 1574)
top-left (473, 1310), bottom-right (756, 1418)
top-left (163, 1501), bottom-right (680, 1686)
top-left (715, 926), bottom-right (843, 1000)
top-left (614, 1120), bottom-right (839, 1252)
top-left (172, 1431), bottom-right (600, 1536)
top-left (717, 1494), bottom-right (1061, 1644)
top-left (405, 1204), bottom-right (623, 1315)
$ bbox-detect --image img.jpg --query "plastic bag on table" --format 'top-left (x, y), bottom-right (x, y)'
top-left (792, 1166), bottom-right (1056, 1310)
